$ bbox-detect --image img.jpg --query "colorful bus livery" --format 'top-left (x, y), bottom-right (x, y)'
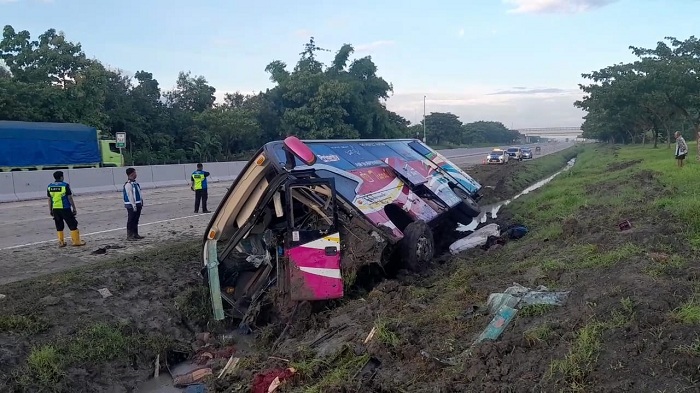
top-left (201, 137), bottom-right (484, 327)
top-left (406, 140), bottom-right (482, 196)
top-left (272, 139), bottom-right (482, 217)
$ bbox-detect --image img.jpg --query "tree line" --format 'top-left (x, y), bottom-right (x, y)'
top-left (0, 25), bottom-right (524, 165)
top-left (576, 35), bottom-right (700, 147)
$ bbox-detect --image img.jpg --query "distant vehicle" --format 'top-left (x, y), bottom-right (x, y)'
top-left (0, 121), bottom-right (124, 172)
top-left (535, 146), bottom-right (542, 154)
top-left (506, 147), bottom-right (523, 161)
top-left (200, 137), bottom-right (484, 327)
top-left (521, 148), bottom-right (533, 159)
top-left (486, 149), bottom-right (509, 164)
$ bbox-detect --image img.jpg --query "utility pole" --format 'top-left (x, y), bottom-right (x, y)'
top-left (423, 95), bottom-right (427, 143)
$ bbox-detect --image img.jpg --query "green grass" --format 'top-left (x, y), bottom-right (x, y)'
top-left (290, 344), bottom-right (371, 393)
top-left (673, 297), bottom-right (700, 324)
top-left (0, 314), bottom-right (51, 335)
top-left (13, 322), bottom-right (174, 391)
top-left (374, 317), bottom-right (401, 348)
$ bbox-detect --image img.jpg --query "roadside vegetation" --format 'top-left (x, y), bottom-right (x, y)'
top-left (0, 25), bottom-right (525, 166)
top-left (577, 35), bottom-right (700, 147)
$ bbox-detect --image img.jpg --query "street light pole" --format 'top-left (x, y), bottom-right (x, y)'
top-left (423, 95), bottom-right (427, 143)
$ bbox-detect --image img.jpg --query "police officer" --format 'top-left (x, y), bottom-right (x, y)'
top-left (123, 167), bottom-right (144, 240)
top-left (191, 163), bottom-right (211, 213)
top-left (47, 171), bottom-right (86, 247)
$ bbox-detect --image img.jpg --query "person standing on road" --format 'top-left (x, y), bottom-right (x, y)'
top-left (123, 167), bottom-right (144, 240)
top-left (675, 131), bottom-right (688, 168)
top-left (47, 171), bottom-right (86, 247)
top-left (191, 163), bottom-right (211, 214)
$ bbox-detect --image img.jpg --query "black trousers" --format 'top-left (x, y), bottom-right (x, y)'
top-left (126, 204), bottom-right (142, 235)
top-left (195, 189), bottom-right (208, 212)
top-left (53, 209), bottom-right (78, 231)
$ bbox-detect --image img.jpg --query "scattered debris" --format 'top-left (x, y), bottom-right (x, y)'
top-left (251, 367), bottom-right (297, 393)
top-left (449, 224), bottom-right (501, 254)
top-left (0, 294), bottom-right (6, 300)
top-left (474, 283), bottom-right (570, 345)
top-left (184, 384), bottom-right (207, 393)
top-left (91, 247), bottom-right (108, 255)
top-left (474, 304), bottom-right (518, 344)
top-left (502, 224), bottom-right (529, 240)
top-left (97, 288), bottom-right (112, 298)
top-left (618, 219), bottom-right (632, 231)
top-left (193, 346), bottom-right (236, 366)
top-left (217, 356), bottom-right (240, 379)
top-left (173, 367), bottom-right (213, 387)
top-left (451, 222), bottom-right (530, 254)
top-left (364, 326), bottom-right (377, 344)
top-left (90, 244), bottom-right (124, 255)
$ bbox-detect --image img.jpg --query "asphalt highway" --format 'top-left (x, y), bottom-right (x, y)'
top-left (0, 142), bottom-right (575, 250)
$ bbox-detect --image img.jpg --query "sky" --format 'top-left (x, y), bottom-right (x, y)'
top-left (2, 0), bottom-right (699, 129)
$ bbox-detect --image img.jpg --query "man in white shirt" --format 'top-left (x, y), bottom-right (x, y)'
top-left (123, 167), bottom-right (144, 240)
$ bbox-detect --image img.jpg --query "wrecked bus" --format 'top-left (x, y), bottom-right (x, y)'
top-left (201, 137), bottom-right (483, 329)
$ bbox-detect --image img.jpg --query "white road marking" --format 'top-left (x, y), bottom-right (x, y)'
top-left (0, 213), bottom-right (207, 251)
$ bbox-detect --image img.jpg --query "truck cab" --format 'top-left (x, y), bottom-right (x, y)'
top-left (201, 137), bottom-right (484, 330)
top-left (99, 139), bottom-right (124, 167)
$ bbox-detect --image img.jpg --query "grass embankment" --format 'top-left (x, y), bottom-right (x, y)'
top-left (251, 143), bottom-right (699, 393)
top-left (0, 241), bottom-right (206, 392)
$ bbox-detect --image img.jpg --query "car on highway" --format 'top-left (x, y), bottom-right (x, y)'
top-left (200, 137), bottom-right (484, 329)
top-left (521, 147), bottom-right (533, 159)
top-left (506, 147), bottom-right (523, 161)
top-left (486, 149), bottom-right (509, 164)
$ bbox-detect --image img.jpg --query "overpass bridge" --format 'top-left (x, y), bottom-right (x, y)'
top-left (516, 127), bottom-right (583, 142)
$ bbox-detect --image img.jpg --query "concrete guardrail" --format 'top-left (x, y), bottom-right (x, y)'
top-left (0, 161), bottom-right (246, 203)
top-left (0, 142), bottom-right (554, 203)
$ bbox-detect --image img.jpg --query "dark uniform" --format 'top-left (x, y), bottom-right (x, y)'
top-left (47, 178), bottom-right (85, 247)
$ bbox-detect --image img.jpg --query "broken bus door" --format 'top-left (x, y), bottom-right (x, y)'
top-left (283, 178), bottom-right (344, 301)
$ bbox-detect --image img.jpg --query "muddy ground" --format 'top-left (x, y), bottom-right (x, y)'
top-left (3, 144), bottom-right (698, 393)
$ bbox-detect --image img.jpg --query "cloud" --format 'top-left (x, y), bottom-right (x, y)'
top-left (386, 88), bottom-right (585, 129)
top-left (0, 0), bottom-right (20, 3)
top-left (458, 28), bottom-right (465, 38)
top-left (503, 0), bottom-right (618, 14)
top-left (488, 87), bottom-right (569, 95)
top-left (354, 40), bottom-right (395, 53)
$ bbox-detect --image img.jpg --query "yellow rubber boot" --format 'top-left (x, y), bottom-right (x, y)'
top-left (70, 229), bottom-right (86, 246)
top-left (57, 231), bottom-right (66, 248)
